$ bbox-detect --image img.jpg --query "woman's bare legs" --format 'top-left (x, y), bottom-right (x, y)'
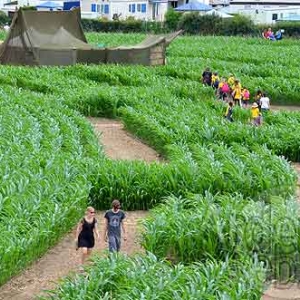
top-left (80, 247), bottom-right (93, 269)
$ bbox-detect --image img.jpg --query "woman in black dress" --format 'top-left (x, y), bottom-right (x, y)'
top-left (75, 206), bottom-right (100, 268)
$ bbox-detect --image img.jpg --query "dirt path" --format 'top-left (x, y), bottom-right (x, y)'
top-left (88, 117), bottom-right (162, 162)
top-left (271, 105), bottom-right (300, 112)
top-left (1, 116), bottom-right (300, 300)
top-left (0, 118), bottom-right (160, 300)
top-left (0, 211), bottom-right (148, 300)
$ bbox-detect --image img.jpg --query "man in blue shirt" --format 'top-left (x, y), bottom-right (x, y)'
top-left (104, 199), bottom-right (126, 252)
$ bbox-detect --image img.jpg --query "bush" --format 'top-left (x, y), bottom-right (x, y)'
top-left (0, 11), bottom-right (10, 26)
top-left (81, 13), bottom-right (300, 37)
top-left (221, 14), bottom-right (256, 36)
top-left (165, 8), bottom-right (181, 31)
top-left (177, 13), bottom-right (223, 35)
top-left (261, 22), bottom-right (300, 37)
top-left (21, 6), bottom-right (37, 11)
top-left (81, 18), bottom-right (144, 32)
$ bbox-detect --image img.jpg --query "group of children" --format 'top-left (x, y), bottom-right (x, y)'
top-left (202, 68), bottom-right (250, 108)
top-left (201, 67), bottom-right (270, 126)
top-left (224, 86), bottom-right (270, 126)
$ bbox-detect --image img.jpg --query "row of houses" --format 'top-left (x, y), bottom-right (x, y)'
top-left (226, 0), bottom-right (300, 23)
top-left (81, 0), bottom-right (171, 21)
top-left (83, 0), bottom-right (300, 23)
top-left (1, 0), bottom-right (300, 23)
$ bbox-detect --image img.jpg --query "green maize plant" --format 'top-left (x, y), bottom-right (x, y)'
top-left (141, 194), bottom-right (300, 276)
top-left (0, 33), bottom-right (299, 294)
top-left (90, 141), bottom-right (296, 210)
top-left (0, 85), bottom-right (101, 285)
top-left (41, 253), bottom-right (265, 300)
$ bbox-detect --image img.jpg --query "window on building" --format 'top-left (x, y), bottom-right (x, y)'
top-left (91, 3), bottom-right (96, 12)
top-left (129, 4), bottom-right (131, 12)
top-left (272, 13), bottom-right (278, 21)
top-left (280, 13), bottom-right (283, 18)
top-left (104, 4), bottom-right (109, 13)
top-left (141, 3), bottom-right (146, 12)
top-left (96, 4), bottom-right (100, 12)
top-left (137, 3), bottom-right (141, 11)
top-left (132, 3), bottom-right (136, 12)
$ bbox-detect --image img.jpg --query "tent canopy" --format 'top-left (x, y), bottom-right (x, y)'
top-left (36, 1), bottom-right (63, 9)
top-left (206, 9), bottom-right (233, 18)
top-left (0, 8), bottom-right (179, 66)
top-left (0, 8), bottom-right (92, 65)
top-left (175, 1), bottom-right (212, 12)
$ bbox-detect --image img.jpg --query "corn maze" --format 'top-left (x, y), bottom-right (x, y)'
top-left (0, 33), bottom-right (300, 299)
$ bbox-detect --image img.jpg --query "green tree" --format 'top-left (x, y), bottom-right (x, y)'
top-left (165, 8), bottom-right (181, 31)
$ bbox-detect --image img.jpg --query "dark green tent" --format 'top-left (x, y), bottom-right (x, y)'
top-left (0, 8), bottom-right (105, 65)
top-left (0, 8), bottom-right (181, 66)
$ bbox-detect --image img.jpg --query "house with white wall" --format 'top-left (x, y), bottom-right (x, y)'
top-left (81, 0), bottom-right (170, 20)
top-left (1, 0), bottom-right (212, 21)
top-left (83, 0), bottom-right (185, 21)
top-left (225, 0), bottom-right (300, 23)
top-left (241, 6), bottom-right (300, 24)
top-left (81, 0), bottom-right (213, 21)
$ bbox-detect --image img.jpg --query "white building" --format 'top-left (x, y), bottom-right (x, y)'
top-left (221, 0), bottom-right (300, 23)
top-left (81, 0), bottom-right (171, 20)
top-left (81, 0), bottom-right (211, 21)
top-left (1, 0), bottom-right (211, 21)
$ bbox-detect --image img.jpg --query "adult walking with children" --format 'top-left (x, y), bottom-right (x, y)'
top-left (104, 199), bottom-right (126, 252)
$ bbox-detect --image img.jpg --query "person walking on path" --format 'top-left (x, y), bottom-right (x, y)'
top-left (241, 87), bottom-right (250, 108)
top-left (251, 102), bottom-right (262, 126)
top-left (104, 199), bottom-right (126, 252)
top-left (224, 101), bottom-right (234, 122)
top-left (201, 67), bottom-right (212, 86)
top-left (75, 206), bottom-right (100, 268)
top-left (219, 78), bottom-right (230, 101)
top-left (260, 93), bottom-right (270, 116)
top-left (232, 79), bottom-right (242, 107)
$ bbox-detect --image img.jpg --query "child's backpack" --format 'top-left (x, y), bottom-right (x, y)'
top-left (213, 79), bottom-right (220, 89)
top-left (221, 83), bottom-right (230, 93)
top-left (243, 90), bottom-right (250, 99)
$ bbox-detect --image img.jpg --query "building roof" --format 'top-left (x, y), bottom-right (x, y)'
top-left (175, 1), bottom-right (213, 11)
top-left (230, 0), bottom-right (300, 4)
top-left (36, 1), bottom-right (63, 9)
top-left (3, 1), bottom-right (18, 6)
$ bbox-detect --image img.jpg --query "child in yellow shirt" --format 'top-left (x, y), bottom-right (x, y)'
top-left (224, 101), bottom-right (234, 122)
top-left (228, 74), bottom-right (235, 89)
top-left (251, 102), bottom-right (261, 126)
top-left (211, 72), bottom-right (220, 89)
top-left (232, 80), bottom-right (242, 107)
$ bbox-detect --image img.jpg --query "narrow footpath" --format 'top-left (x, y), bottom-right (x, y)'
top-left (0, 112), bottom-right (299, 300)
top-left (0, 118), bottom-right (160, 300)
